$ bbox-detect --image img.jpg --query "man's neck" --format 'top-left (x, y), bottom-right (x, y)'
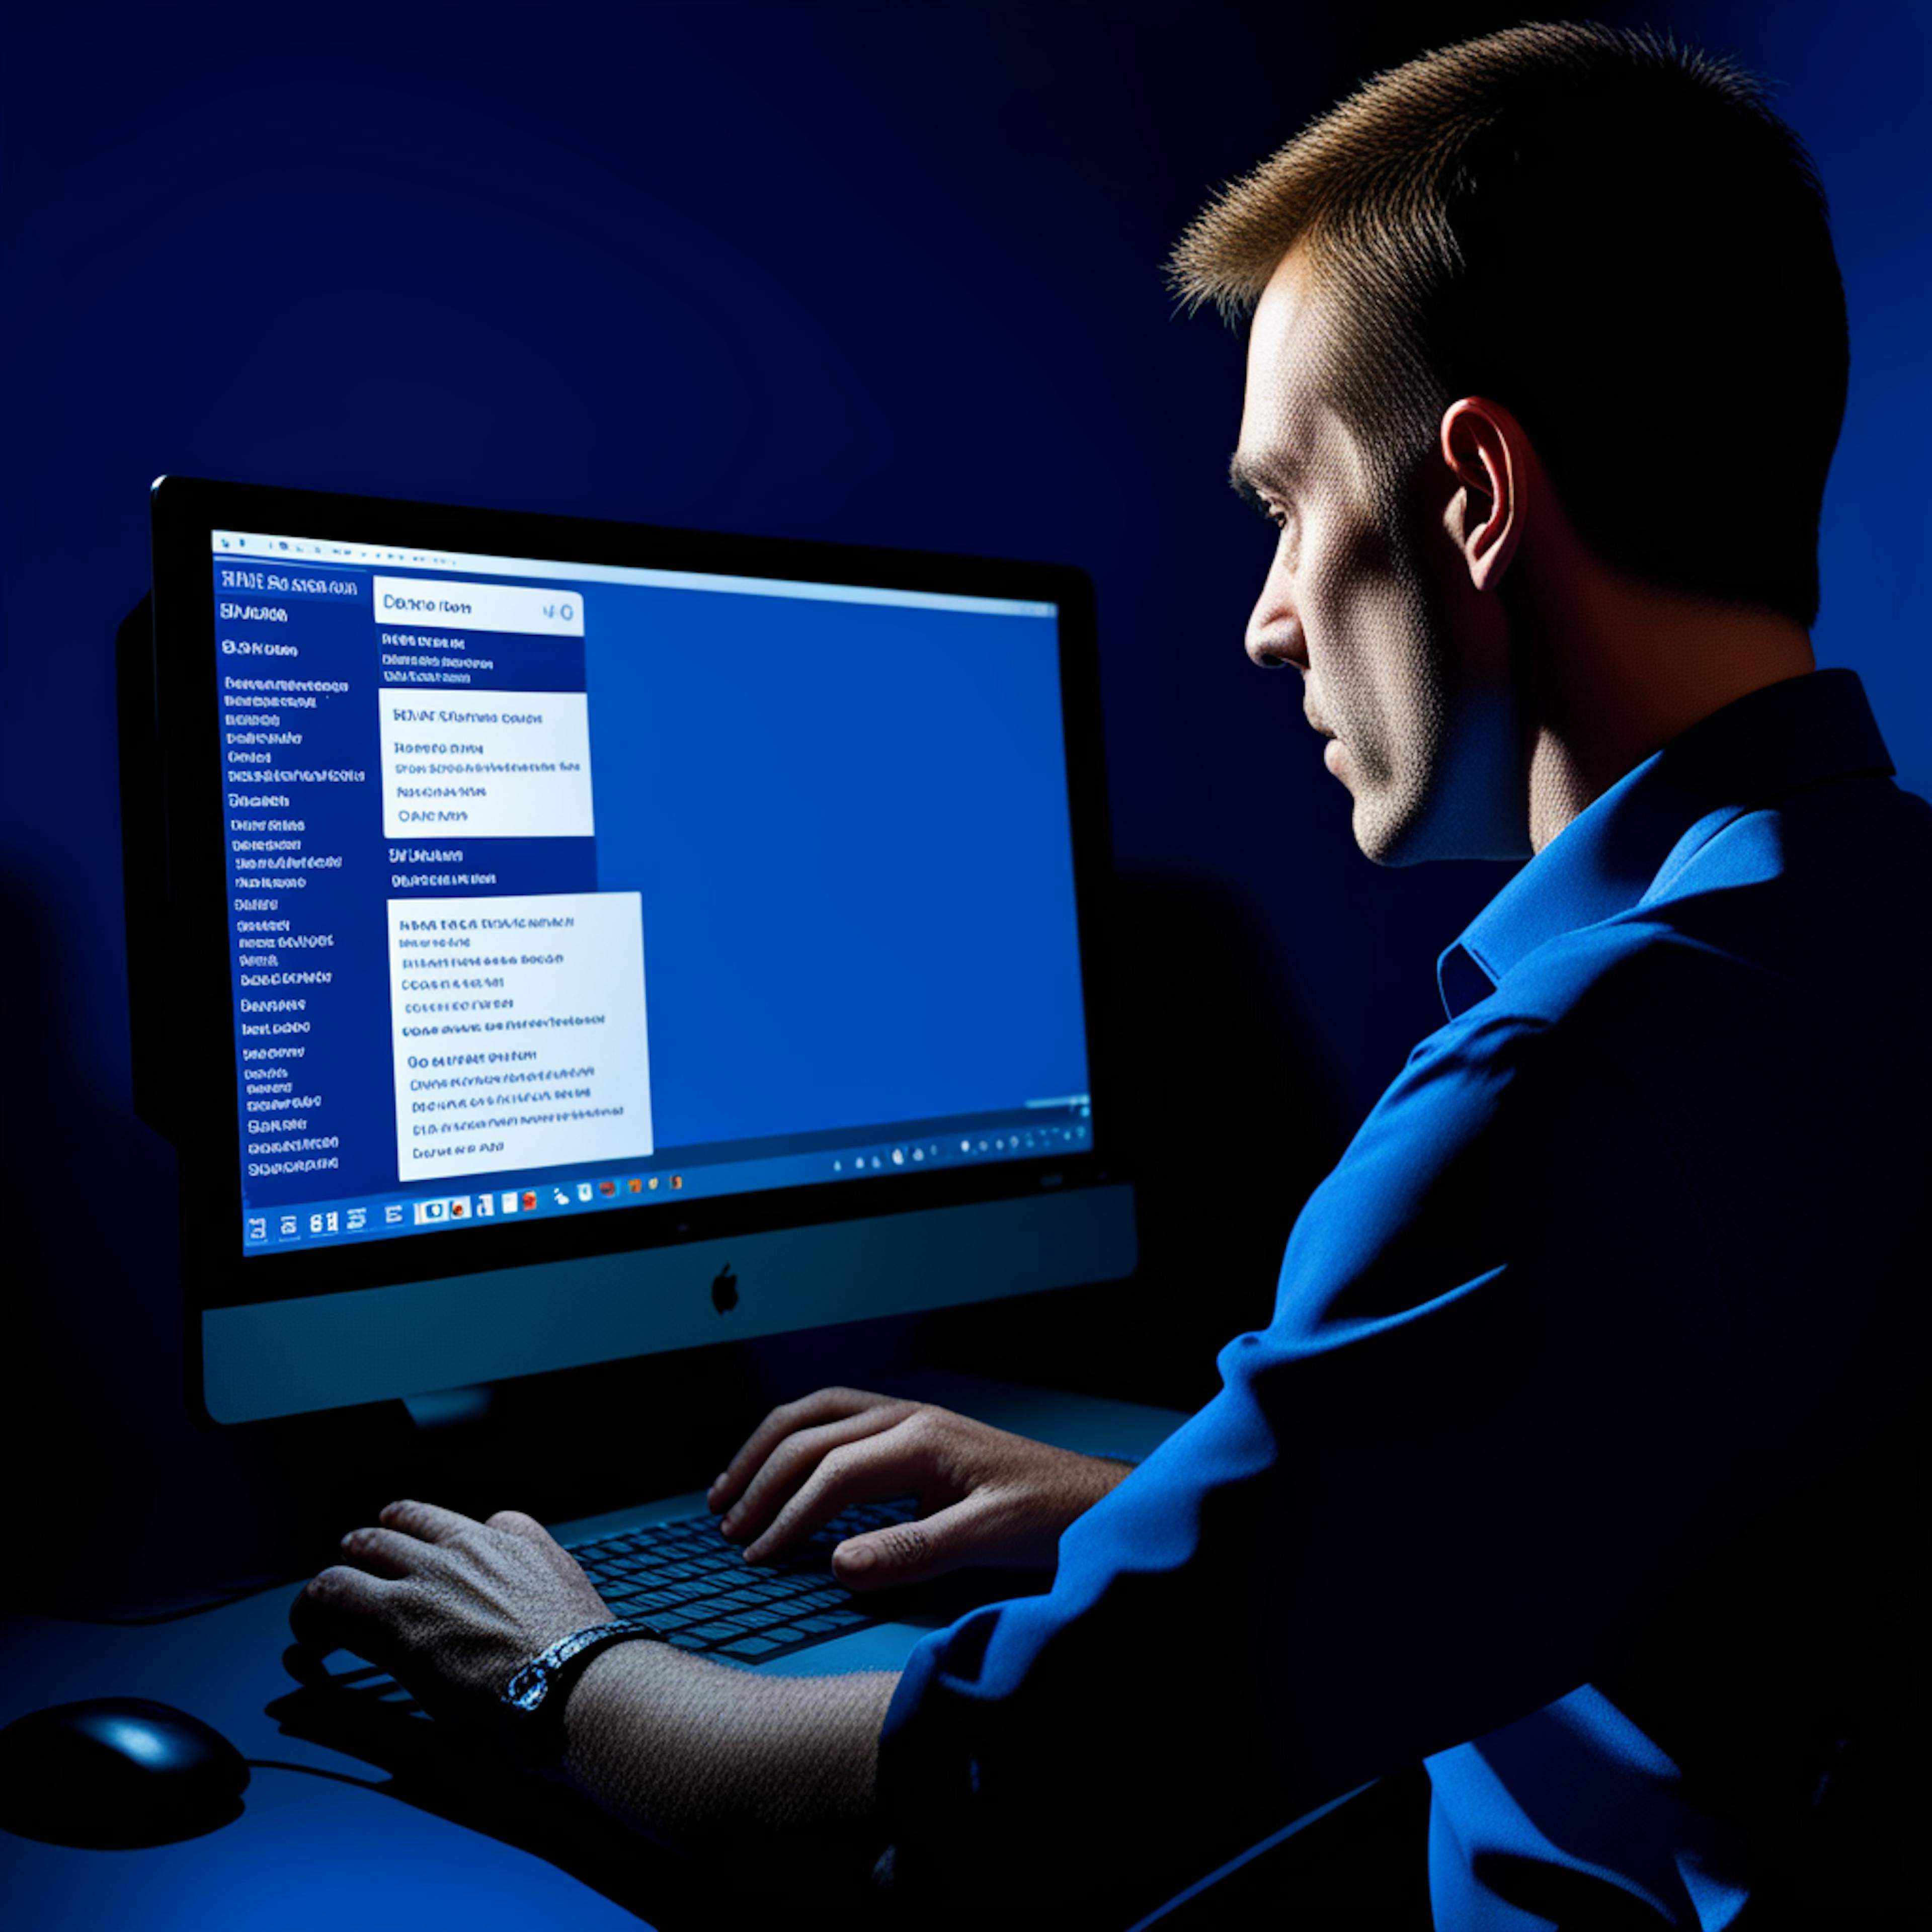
top-left (1515, 570), bottom-right (1816, 854)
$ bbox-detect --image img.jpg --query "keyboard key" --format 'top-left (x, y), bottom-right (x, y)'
top-left (558, 1504), bottom-right (890, 1659)
top-left (636, 1609), bottom-right (702, 1635)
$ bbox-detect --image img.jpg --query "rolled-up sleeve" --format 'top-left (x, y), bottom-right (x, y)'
top-left (874, 1006), bottom-right (1752, 1927)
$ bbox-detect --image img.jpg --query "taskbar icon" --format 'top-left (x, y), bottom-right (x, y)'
top-left (256, 1171), bottom-right (670, 1249)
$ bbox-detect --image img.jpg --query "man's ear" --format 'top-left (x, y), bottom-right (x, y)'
top-left (1439, 397), bottom-right (1531, 593)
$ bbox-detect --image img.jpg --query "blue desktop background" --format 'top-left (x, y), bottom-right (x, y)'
top-left (2, 0), bottom-right (1925, 1618)
top-left (585, 588), bottom-right (1086, 1147)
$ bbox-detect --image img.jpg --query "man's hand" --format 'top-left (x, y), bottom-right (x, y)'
top-left (709, 1387), bottom-right (1133, 1589)
top-left (292, 1496), bottom-right (899, 1872)
top-left (290, 1499), bottom-right (613, 1727)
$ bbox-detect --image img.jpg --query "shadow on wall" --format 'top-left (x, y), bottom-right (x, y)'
top-left (2, 867), bottom-right (190, 1616)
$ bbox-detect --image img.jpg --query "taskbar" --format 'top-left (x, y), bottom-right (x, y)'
top-left (240, 1109), bottom-right (1092, 1255)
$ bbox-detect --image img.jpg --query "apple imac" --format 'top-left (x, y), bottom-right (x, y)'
top-left (122, 477), bottom-right (1135, 1424)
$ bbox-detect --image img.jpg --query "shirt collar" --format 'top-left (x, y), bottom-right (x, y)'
top-left (1435, 669), bottom-right (1896, 1019)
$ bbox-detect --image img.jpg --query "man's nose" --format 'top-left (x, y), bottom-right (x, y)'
top-left (1245, 566), bottom-right (1306, 671)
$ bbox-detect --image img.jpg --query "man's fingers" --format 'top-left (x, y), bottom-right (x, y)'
top-left (741, 1429), bottom-right (931, 1563)
top-left (720, 1407), bottom-right (912, 1545)
top-left (378, 1498), bottom-right (480, 1544)
top-left (289, 1562), bottom-right (393, 1654)
top-left (830, 1501), bottom-right (977, 1592)
top-left (485, 1508), bottom-right (552, 1545)
top-left (707, 1387), bottom-right (894, 1514)
top-left (337, 1524), bottom-right (439, 1579)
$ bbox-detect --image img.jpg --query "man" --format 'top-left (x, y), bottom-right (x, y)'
top-left (295, 24), bottom-right (1929, 1927)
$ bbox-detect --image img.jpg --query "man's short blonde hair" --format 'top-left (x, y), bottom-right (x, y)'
top-left (1169, 22), bottom-right (1847, 626)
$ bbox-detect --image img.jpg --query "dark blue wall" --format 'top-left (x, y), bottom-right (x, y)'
top-left (4, 0), bottom-right (1925, 1612)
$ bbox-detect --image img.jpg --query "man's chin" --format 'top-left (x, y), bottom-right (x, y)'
top-left (1352, 790), bottom-right (1529, 866)
top-left (1353, 817), bottom-right (1430, 867)
top-left (1347, 792), bottom-right (1418, 866)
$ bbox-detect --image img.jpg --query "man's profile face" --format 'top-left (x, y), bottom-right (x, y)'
top-left (1233, 245), bottom-right (1521, 863)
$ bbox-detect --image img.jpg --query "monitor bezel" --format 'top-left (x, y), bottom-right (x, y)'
top-left (145, 475), bottom-right (1128, 1423)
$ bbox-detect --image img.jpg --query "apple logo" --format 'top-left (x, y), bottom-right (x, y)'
top-left (711, 1263), bottom-right (739, 1315)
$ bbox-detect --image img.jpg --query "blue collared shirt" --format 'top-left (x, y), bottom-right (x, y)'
top-left (878, 670), bottom-right (1932, 1928)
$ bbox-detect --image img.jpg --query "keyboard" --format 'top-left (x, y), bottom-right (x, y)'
top-left (565, 1497), bottom-right (919, 1664)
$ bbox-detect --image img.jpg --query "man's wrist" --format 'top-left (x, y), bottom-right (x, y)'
top-left (559, 1635), bottom-right (674, 1779)
top-left (558, 1639), bottom-right (898, 1871)
top-left (501, 1620), bottom-right (658, 1767)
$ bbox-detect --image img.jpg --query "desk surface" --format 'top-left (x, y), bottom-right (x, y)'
top-left (1, 1375), bottom-right (1186, 1930)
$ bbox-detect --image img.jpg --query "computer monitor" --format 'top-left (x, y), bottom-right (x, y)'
top-left (122, 477), bottom-right (1136, 1425)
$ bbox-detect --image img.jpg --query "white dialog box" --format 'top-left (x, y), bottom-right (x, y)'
top-left (388, 892), bottom-right (653, 1182)
top-left (378, 689), bottom-right (594, 840)
top-left (372, 577), bottom-right (585, 636)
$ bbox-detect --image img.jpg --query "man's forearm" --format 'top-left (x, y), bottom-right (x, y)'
top-left (562, 1638), bottom-right (900, 1870)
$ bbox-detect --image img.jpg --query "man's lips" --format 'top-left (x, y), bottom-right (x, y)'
top-left (1306, 712), bottom-right (1346, 779)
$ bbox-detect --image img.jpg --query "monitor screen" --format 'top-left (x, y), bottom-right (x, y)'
top-left (215, 527), bottom-right (1092, 1254)
top-left (134, 479), bottom-right (1133, 1422)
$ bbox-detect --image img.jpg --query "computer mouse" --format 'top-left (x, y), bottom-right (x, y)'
top-left (0, 1696), bottom-right (250, 1847)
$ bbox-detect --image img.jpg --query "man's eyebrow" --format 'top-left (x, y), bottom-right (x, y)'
top-left (1228, 451), bottom-right (1292, 509)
